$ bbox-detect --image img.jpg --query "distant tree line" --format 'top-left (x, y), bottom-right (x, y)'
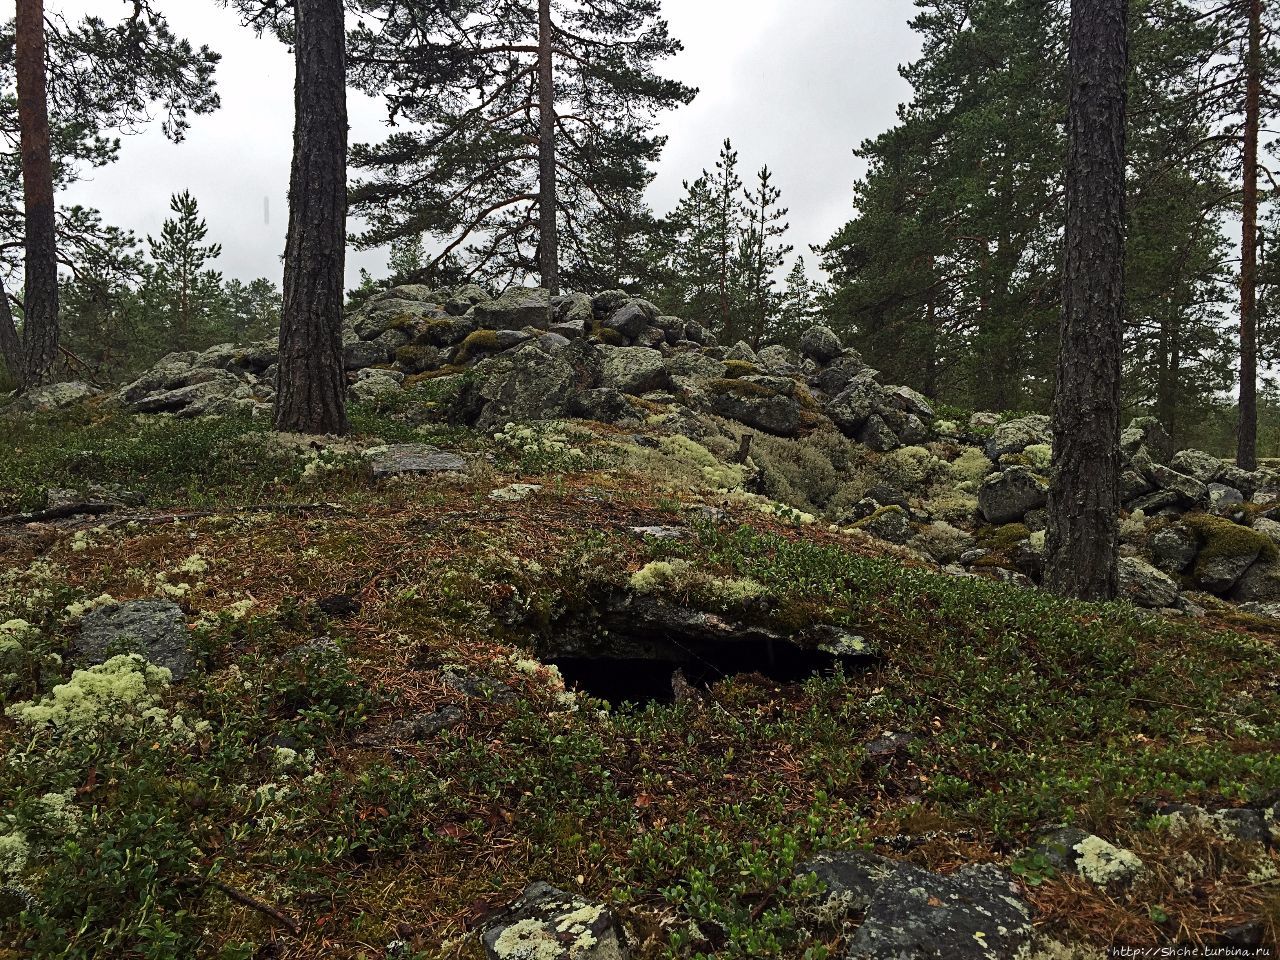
top-left (818, 0), bottom-right (1278, 459)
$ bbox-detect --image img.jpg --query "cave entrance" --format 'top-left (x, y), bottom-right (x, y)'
top-left (549, 636), bottom-right (862, 707)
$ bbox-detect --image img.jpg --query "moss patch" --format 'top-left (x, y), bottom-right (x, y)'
top-left (1184, 514), bottom-right (1277, 574)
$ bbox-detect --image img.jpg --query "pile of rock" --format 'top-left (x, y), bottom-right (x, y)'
top-left (113, 284), bottom-right (936, 449)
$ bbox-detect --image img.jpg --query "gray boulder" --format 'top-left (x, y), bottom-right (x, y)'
top-left (706, 382), bottom-right (802, 436)
top-left (76, 600), bottom-right (193, 681)
top-left (366, 444), bottom-right (467, 479)
top-left (16, 381), bottom-right (99, 413)
top-left (480, 882), bottom-right (628, 960)
top-left (796, 850), bottom-right (894, 917)
top-left (798, 325), bottom-right (843, 364)
top-left (1231, 559), bottom-right (1280, 603)
top-left (343, 339), bottom-right (392, 371)
top-left (828, 376), bottom-right (889, 437)
top-left (847, 863), bottom-right (1033, 960)
top-left (1208, 483), bottom-right (1245, 512)
top-left (988, 415), bottom-right (1051, 458)
top-left (1170, 449), bottom-right (1223, 483)
top-left (599, 346), bottom-right (668, 395)
top-left (603, 301), bottom-right (655, 340)
top-left (857, 414), bottom-right (901, 453)
top-left (1117, 557), bottom-right (1180, 609)
top-left (1148, 463), bottom-right (1209, 505)
top-left (473, 287), bottom-right (552, 330)
top-left (1197, 550), bottom-right (1262, 594)
top-left (978, 467), bottom-right (1049, 524)
top-left (467, 342), bottom-right (595, 429)
top-left (1150, 525), bottom-right (1198, 573)
top-left (888, 385), bottom-right (936, 423)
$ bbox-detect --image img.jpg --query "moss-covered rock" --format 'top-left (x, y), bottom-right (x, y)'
top-left (1185, 513), bottom-right (1276, 592)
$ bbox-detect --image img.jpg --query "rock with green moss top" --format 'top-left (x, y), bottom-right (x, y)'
top-left (394, 344), bottom-right (446, 374)
top-left (1117, 557), bottom-right (1180, 609)
top-left (455, 329), bottom-right (535, 364)
top-left (352, 297), bottom-right (448, 340)
top-left (978, 467), bottom-right (1048, 524)
top-left (480, 882), bottom-right (628, 960)
top-left (1185, 514), bottom-right (1275, 593)
top-left (705, 380), bottom-right (802, 436)
top-left (415, 315), bottom-right (478, 348)
top-left (853, 505), bottom-right (913, 545)
top-left (473, 287), bottom-right (552, 330)
top-left (721, 358), bottom-right (761, 379)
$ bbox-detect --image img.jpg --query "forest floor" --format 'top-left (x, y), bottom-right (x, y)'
top-left (0, 403), bottom-right (1277, 959)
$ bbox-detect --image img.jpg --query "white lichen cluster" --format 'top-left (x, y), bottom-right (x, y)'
top-left (1072, 835), bottom-right (1144, 886)
top-left (62, 593), bottom-right (117, 622)
top-left (657, 435), bottom-right (748, 491)
top-left (629, 560), bottom-right (766, 606)
top-left (949, 447), bottom-right (996, 485)
top-left (194, 597), bottom-right (257, 628)
top-left (0, 830), bottom-right (30, 877)
top-left (6, 654), bottom-right (177, 739)
top-left (494, 422), bottom-right (588, 463)
top-left (879, 445), bottom-right (950, 490)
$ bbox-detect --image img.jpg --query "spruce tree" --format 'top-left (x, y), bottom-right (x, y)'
top-left (739, 165), bottom-right (792, 348)
top-left (147, 191), bottom-right (224, 346)
top-left (347, 0), bottom-right (696, 292)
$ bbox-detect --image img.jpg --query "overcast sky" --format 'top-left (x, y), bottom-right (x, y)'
top-left (58, 0), bottom-right (922, 286)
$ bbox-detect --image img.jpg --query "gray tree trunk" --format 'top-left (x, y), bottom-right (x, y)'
top-left (537, 0), bottom-right (560, 294)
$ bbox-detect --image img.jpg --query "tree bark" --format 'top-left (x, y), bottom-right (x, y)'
top-left (537, 0), bottom-right (560, 294)
top-left (1044, 0), bottom-right (1129, 602)
top-left (15, 0), bottom-right (59, 388)
top-left (1237, 0), bottom-right (1262, 470)
top-left (275, 0), bottom-right (350, 435)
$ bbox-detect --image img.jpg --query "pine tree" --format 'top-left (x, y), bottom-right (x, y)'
top-left (347, 0), bottom-right (696, 292)
top-left (1044, 0), bottom-right (1129, 601)
top-left (147, 191), bottom-right (224, 345)
top-left (661, 174), bottom-right (721, 324)
top-left (0, 5), bottom-right (220, 387)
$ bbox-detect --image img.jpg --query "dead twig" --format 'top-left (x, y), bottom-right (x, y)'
top-left (0, 501), bottom-right (123, 525)
top-left (100, 502), bottom-right (349, 530)
top-left (209, 879), bottom-right (300, 935)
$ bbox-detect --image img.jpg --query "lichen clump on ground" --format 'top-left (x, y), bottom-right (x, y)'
top-left (6, 654), bottom-right (173, 739)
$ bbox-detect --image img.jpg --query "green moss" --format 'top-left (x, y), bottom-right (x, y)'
top-left (853, 505), bottom-right (908, 529)
top-left (454, 329), bottom-right (503, 364)
top-left (722, 360), bottom-right (761, 379)
top-left (976, 523), bottom-right (1032, 550)
top-left (705, 379), bottom-right (778, 400)
top-left (394, 345), bottom-right (439, 372)
top-left (1184, 513), bottom-right (1277, 571)
top-left (595, 327), bottom-right (629, 347)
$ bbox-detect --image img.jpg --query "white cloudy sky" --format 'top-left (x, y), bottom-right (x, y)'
top-left (58, 0), bottom-right (922, 285)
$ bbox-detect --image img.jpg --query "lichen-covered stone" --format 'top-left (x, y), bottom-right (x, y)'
top-left (480, 882), bottom-right (627, 960)
top-left (798, 325), bottom-right (843, 364)
top-left (846, 863), bottom-right (1033, 960)
top-left (977, 467), bottom-right (1048, 525)
top-left (599, 346), bottom-right (668, 395)
top-left (1117, 557), bottom-right (1180, 609)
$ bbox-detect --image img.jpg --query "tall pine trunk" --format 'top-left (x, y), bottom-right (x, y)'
top-left (275, 0), bottom-right (349, 435)
top-left (1044, 0), bottom-right (1128, 601)
top-left (1237, 0), bottom-right (1262, 470)
top-left (15, 0), bottom-right (59, 388)
top-left (537, 0), bottom-right (560, 294)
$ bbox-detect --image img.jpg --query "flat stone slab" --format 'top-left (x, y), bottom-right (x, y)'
top-left (629, 525), bottom-right (688, 540)
top-left (365, 444), bottom-right (467, 479)
top-left (490, 484), bottom-right (543, 502)
top-left (75, 600), bottom-right (192, 681)
top-left (480, 881), bottom-right (628, 960)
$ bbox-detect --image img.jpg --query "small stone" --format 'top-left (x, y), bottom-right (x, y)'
top-left (366, 444), bottom-right (467, 479)
top-left (490, 484), bottom-right (542, 502)
top-left (76, 600), bottom-right (192, 681)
